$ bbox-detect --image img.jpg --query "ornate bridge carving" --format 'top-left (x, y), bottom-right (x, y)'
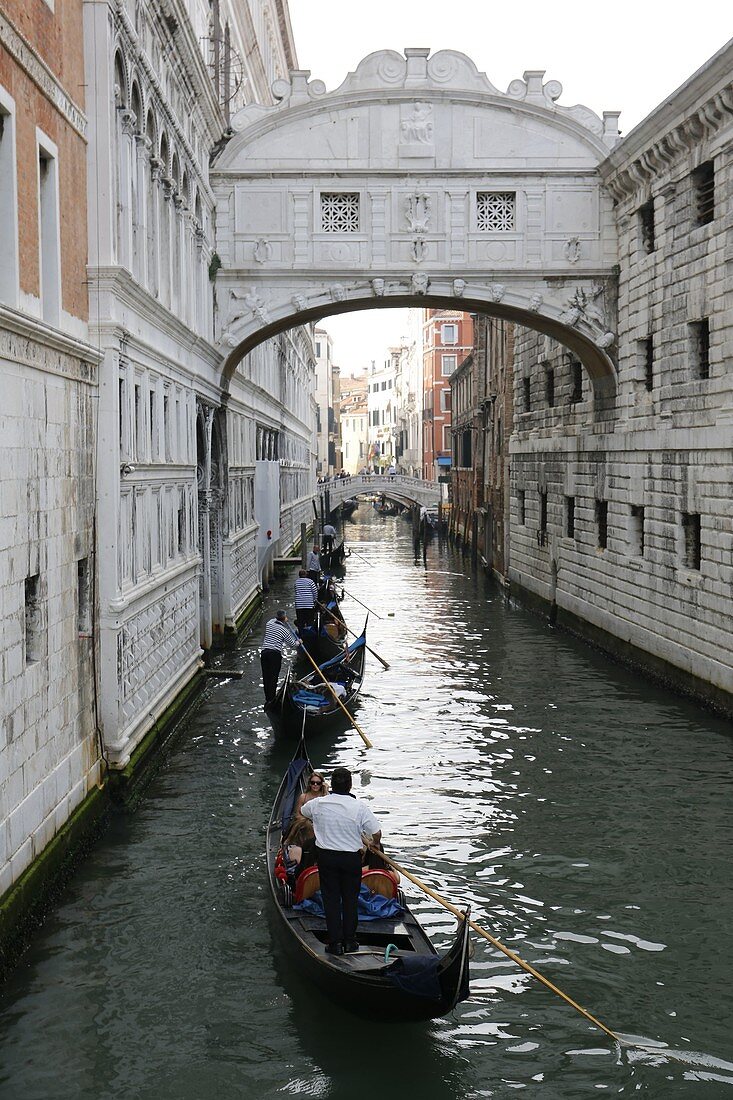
top-left (212, 48), bottom-right (621, 392)
top-left (318, 474), bottom-right (441, 511)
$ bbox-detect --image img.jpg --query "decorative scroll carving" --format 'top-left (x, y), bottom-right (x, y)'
top-left (405, 192), bottom-right (431, 235)
top-left (253, 238), bottom-right (272, 264)
top-left (559, 285), bottom-right (615, 345)
top-left (564, 236), bottom-right (582, 263)
top-left (220, 287), bottom-right (270, 345)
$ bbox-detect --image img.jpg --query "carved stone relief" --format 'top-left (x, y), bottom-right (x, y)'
top-left (253, 237), bottom-right (272, 264)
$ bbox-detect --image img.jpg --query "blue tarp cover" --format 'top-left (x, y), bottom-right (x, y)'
top-left (281, 757), bottom-right (308, 836)
top-left (294, 884), bottom-right (404, 922)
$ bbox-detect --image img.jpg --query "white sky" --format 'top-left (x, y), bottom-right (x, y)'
top-left (288, 0), bottom-right (730, 374)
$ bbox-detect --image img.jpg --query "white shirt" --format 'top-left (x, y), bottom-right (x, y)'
top-left (301, 792), bottom-right (380, 852)
top-left (322, 524), bottom-right (336, 537)
top-left (307, 551), bottom-right (320, 571)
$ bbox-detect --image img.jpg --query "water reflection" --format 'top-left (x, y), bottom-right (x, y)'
top-left (1, 507), bottom-right (732, 1097)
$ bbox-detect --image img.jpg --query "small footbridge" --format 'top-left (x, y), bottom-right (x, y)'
top-left (317, 474), bottom-right (441, 514)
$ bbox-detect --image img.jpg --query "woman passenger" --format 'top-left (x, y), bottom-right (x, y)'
top-left (282, 816), bottom-right (316, 883)
top-left (295, 771), bottom-right (328, 815)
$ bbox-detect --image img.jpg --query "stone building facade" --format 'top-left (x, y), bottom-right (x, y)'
top-left (0, 2), bottom-right (101, 903)
top-left (423, 310), bottom-right (473, 483)
top-left (509, 44), bottom-right (733, 711)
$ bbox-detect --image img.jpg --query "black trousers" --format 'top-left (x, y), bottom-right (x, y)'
top-left (295, 607), bottom-right (315, 631)
top-left (260, 648), bottom-right (282, 703)
top-left (322, 534), bottom-right (334, 553)
top-left (315, 846), bottom-right (362, 946)
top-left (307, 569), bottom-right (320, 585)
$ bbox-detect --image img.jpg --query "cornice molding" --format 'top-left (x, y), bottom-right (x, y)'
top-left (600, 41), bottom-right (733, 204)
top-left (0, 305), bottom-right (101, 383)
top-left (0, 10), bottom-right (87, 138)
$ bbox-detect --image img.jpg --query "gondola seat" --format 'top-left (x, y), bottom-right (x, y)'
top-left (294, 866), bottom-right (321, 903)
top-left (361, 868), bottom-right (399, 899)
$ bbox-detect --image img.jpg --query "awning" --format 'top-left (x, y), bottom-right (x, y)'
top-left (437, 456), bottom-right (452, 466)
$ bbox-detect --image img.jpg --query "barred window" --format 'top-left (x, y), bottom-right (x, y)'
top-left (477, 191), bottom-right (515, 232)
top-left (321, 192), bottom-right (359, 233)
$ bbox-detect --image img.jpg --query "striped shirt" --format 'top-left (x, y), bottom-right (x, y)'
top-left (301, 793), bottom-right (380, 852)
top-left (261, 618), bottom-right (299, 653)
top-left (294, 576), bottom-right (318, 609)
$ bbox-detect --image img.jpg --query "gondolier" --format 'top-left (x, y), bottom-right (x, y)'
top-left (294, 570), bottom-right (318, 631)
top-left (301, 767), bottom-right (381, 956)
top-left (306, 544), bottom-right (321, 584)
top-left (260, 610), bottom-right (300, 710)
top-left (321, 522), bottom-right (337, 553)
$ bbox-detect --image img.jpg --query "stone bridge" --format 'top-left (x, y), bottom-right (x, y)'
top-left (318, 474), bottom-right (441, 512)
top-left (212, 47), bottom-right (621, 396)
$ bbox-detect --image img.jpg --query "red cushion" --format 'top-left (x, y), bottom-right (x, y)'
top-left (294, 865), bottom-right (321, 903)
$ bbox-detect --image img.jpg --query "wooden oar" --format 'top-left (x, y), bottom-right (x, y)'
top-left (300, 646), bottom-right (372, 750)
top-left (317, 602), bottom-right (390, 670)
top-left (342, 587), bottom-right (384, 620)
top-left (350, 549), bottom-right (374, 568)
top-left (368, 845), bottom-right (621, 1044)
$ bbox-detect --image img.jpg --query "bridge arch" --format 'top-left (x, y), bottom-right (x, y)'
top-left (211, 47), bottom-right (621, 396)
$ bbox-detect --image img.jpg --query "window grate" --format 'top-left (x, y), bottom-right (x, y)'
top-left (569, 357), bottom-right (583, 404)
top-left (692, 162), bottom-right (714, 226)
top-left (320, 192), bottom-right (359, 233)
top-left (545, 368), bottom-right (555, 408)
top-left (639, 199), bottom-right (655, 253)
top-left (630, 505), bottom-right (645, 557)
top-left (682, 512), bottom-right (701, 570)
top-left (595, 499), bottom-right (608, 550)
top-left (690, 319), bottom-right (710, 380)
top-left (518, 489), bottom-right (526, 525)
top-left (476, 191), bottom-right (515, 232)
top-left (523, 376), bottom-right (531, 412)
top-left (643, 337), bottom-right (654, 391)
top-left (566, 496), bottom-right (575, 539)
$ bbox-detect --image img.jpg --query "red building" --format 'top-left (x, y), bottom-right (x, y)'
top-left (422, 310), bottom-right (474, 482)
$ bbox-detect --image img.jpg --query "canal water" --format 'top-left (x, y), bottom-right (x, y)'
top-left (1, 506), bottom-right (733, 1099)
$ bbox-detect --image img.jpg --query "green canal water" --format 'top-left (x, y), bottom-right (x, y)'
top-left (1, 507), bottom-right (732, 1098)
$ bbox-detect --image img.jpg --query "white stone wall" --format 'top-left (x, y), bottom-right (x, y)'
top-left (0, 320), bottom-right (100, 897)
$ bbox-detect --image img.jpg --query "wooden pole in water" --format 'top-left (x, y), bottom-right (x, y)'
top-left (300, 522), bottom-right (307, 569)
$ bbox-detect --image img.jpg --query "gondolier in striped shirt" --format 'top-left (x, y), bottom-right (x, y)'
top-left (260, 609), bottom-right (301, 710)
top-left (306, 545), bottom-right (321, 584)
top-left (294, 569), bottom-right (318, 631)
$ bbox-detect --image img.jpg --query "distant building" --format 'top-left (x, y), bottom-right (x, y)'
top-left (422, 310), bottom-right (473, 484)
top-left (392, 310), bottom-right (423, 476)
top-left (314, 327), bottom-right (338, 475)
top-left (340, 375), bottom-right (369, 474)
top-left (367, 356), bottom-right (398, 470)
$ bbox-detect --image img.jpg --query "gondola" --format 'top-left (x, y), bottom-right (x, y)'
top-left (320, 539), bottom-right (346, 575)
top-left (270, 627), bottom-right (368, 734)
top-left (340, 498), bottom-right (358, 518)
top-left (266, 741), bottom-right (472, 1020)
top-left (296, 579), bottom-right (348, 665)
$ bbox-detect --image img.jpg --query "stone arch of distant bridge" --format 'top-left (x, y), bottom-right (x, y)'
top-left (211, 47), bottom-right (621, 394)
top-left (319, 474), bottom-right (441, 512)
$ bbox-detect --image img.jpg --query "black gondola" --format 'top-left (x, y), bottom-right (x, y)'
top-left (266, 742), bottom-right (471, 1020)
top-left (297, 580), bottom-right (348, 665)
top-left (320, 539), bottom-right (346, 576)
top-left (270, 627), bottom-right (368, 733)
top-left (341, 498), bottom-right (358, 518)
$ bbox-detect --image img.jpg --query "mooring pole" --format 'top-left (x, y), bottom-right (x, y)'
top-left (300, 522), bottom-right (307, 568)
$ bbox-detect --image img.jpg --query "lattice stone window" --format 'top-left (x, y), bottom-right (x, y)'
top-left (321, 192), bottom-right (359, 233)
top-left (476, 191), bottom-right (515, 232)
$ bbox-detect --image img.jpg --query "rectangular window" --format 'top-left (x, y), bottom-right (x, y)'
top-left (25, 573), bottom-right (42, 664)
top-left (0, 93), bottom-right (19, 306)
top-left (630, 505), bottom-right (645, 557)
top-left (518, 489), bottom-right (526, 525)
top-left (441, 354), bottom-right (457, 375)
top-left (682, 512), bottom-right (701, 570)
top-left (163, 393), bottom-right (171, 461)
top-left (441, 324), bottom-right (458, 345)
top-left (523, 376), bottom-right (531, 412)
top-left (37, 132), bottom-right (61, 325)
top-left (78, 557), bottom-right (91, 635)
top-left (315, 342), bottom-right (321, 357)
top-left (381, 381), bottom-right (387, 391)
top-left (460, 429), bottom-right (472, 467)
top-left (639, 199), bottom-right (655, 253)
top-left (640, 336), bottom-right (654, 391)
top-left (320, 192), bottom-right (359, 233)
top-left (692, 161), bottom-right (714, 226)
top-left (595, 499), bottom-right (608, 550)
top-left (545, 368), bottom-right (555, 408)
top-left (476, 191), bottom-right (516, 231)
top-left (570, 358), bottom-right (583, 404)
top-left (565, 495), bottom-right (575, 539)
top-left (177, 492), bottom-right (186, 554)
top-left (440, 389), bottom-right (451, 413)
top-left (539, 491), bottom-right (548, 539)
top-left (689, 319), bottom-right (710, 380)
top-left (443, 424), bottom-right (452, 452)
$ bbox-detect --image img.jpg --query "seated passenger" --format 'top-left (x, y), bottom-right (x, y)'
top-left (282, 816), bottom-right (316, 884)
top-left (295, 772), bottom-right (329, 815)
